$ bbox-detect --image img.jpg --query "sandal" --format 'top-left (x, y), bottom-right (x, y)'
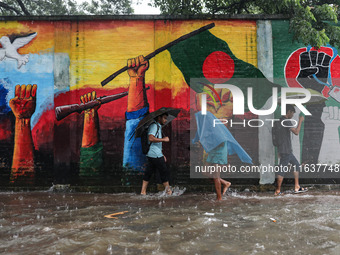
top-left (294, 187), bottom-right (308, 194)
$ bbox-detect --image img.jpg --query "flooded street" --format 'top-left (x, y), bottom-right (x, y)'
top-left (0, 189), bottom-right (339, 254)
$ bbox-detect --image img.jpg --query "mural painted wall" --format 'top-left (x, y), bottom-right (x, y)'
top-left (0, 18), bottom-right (338, 187)
top-left (272, 20), bottom-right (340, 167)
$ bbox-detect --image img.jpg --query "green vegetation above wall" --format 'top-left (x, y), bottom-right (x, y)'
top-left (151, 0), bottom-right (340, 48)
top-left (0, 0), bottom-right (133, 16)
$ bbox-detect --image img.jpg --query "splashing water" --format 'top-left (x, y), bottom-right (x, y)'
top-left (0, 190), bottom-right (339, 254)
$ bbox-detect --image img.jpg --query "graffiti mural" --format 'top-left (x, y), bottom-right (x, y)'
top-left (0, 22), bottom-right (55, 185)
top-left (0, 19), bottom-right (256, 186)
top-left (0, 18), bottom-right (338, 187)
top-left (9, 84), bottom-right (37, 182)
top-left (285, 46), bottom-right (340, 164)
top-left (272, 19), bottom-right (340, 167)
top-left (0, 32), bottom-right (37, 68)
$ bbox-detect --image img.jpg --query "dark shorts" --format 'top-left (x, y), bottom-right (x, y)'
top-left (143, 156), bottom-right (170, 183)
top-left (277, 153), bottom-right (300, 177)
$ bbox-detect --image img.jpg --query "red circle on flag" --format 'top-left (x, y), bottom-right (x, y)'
top-left (202, 51), bottom-right (235, 84)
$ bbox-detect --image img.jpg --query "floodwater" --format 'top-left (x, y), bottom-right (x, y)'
top-left (0, 188), bottom-right (339, 255)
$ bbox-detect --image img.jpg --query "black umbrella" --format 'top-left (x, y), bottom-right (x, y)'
top-left (134, 107), bottom-right (181, 138)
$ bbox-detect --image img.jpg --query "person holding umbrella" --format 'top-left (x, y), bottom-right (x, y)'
top-left (136, 107), bottom-right (181, 195)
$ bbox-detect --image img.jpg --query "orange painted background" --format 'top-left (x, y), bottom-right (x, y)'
top-left (0, 19), bottom-right (258, 185)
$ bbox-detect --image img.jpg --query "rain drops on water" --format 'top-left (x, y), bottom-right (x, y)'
top-left (107, 244), bottom-right (112, 252)
top-left (255, 243), bottom-right (265, 250)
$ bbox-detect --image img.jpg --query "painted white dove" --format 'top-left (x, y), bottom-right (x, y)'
top-left (0, 32), bottom-right (37, 69)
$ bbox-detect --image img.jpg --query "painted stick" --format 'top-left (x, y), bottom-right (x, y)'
top-left (55, 87), bottom-right (150, 121)
top-left (101, 23), bottom-right (215, 86)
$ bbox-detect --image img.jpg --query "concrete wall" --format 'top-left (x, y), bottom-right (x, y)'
top-left (0, 16), bottom-right (339, 187)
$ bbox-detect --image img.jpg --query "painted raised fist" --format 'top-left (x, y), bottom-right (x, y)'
top-left (9, 84), bottom-right (37, 119)
top-left (127, 55), bottom-right (149, 78)
top-left (80, 91), bottom-right (101, 113)
top-left (319, 106), bottom-right (340, 163)
top-left (297, 50), bottom-right (331, 93)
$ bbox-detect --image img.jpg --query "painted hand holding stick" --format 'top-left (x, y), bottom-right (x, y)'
top-left (81, 91), bottom-right (101, 148)
top-left (127, 55), bottom-right (149, 112)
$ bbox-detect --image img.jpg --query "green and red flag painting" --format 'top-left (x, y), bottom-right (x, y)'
top-left (168, 30), bottom-right (279, 111)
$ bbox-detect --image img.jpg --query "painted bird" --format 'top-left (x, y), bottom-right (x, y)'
top-left (0, 32), bottom-right (37, 69)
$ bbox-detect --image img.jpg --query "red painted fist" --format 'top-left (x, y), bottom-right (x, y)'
top-left (9, 84), bottom-right (37, 119)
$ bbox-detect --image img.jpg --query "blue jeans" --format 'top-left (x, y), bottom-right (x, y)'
top-left (278, 153), bottom-right (300, 177)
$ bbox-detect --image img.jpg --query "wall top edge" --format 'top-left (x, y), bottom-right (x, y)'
top-left (0, 14), bottom-right (290, 21)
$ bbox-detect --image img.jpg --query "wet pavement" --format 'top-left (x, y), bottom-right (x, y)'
top-left (0, 188), bottom-right (339, 254)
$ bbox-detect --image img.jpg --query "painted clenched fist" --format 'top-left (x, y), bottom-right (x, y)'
top-left (127, 55), bottom-right (149, 78)
top-left (297, 50), bottom-right (332, 92)
top-left (80, 91), bottom-right (101, 112)
top-left (9, 84), bottom-right (37, 119)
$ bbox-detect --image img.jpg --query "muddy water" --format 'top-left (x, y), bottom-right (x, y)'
top-left (0, 189), bottom-right (339, 255)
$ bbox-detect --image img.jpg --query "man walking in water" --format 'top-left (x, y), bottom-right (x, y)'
top-left (275, 104), bottom-right (307, 195)
top-left (141, 112), bottom-right (172, 195)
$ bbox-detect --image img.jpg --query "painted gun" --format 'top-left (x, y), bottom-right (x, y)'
top-left (55, 87), bottom-right (150, 121)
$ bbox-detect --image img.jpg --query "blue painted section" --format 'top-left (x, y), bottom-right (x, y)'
top-left (0, 79), bottom-right (12, 114)
top-left (123, 106), bottom-right (149, 171)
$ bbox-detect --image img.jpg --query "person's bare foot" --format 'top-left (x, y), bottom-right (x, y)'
top-left (165, 186), bottom-right (172, 195)
top-left (222, 182), bottom-right (231, 195)
top-left (274, 189), bottom-right (283, 196)
top-left (140, 192), bottom-right (146, 195)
